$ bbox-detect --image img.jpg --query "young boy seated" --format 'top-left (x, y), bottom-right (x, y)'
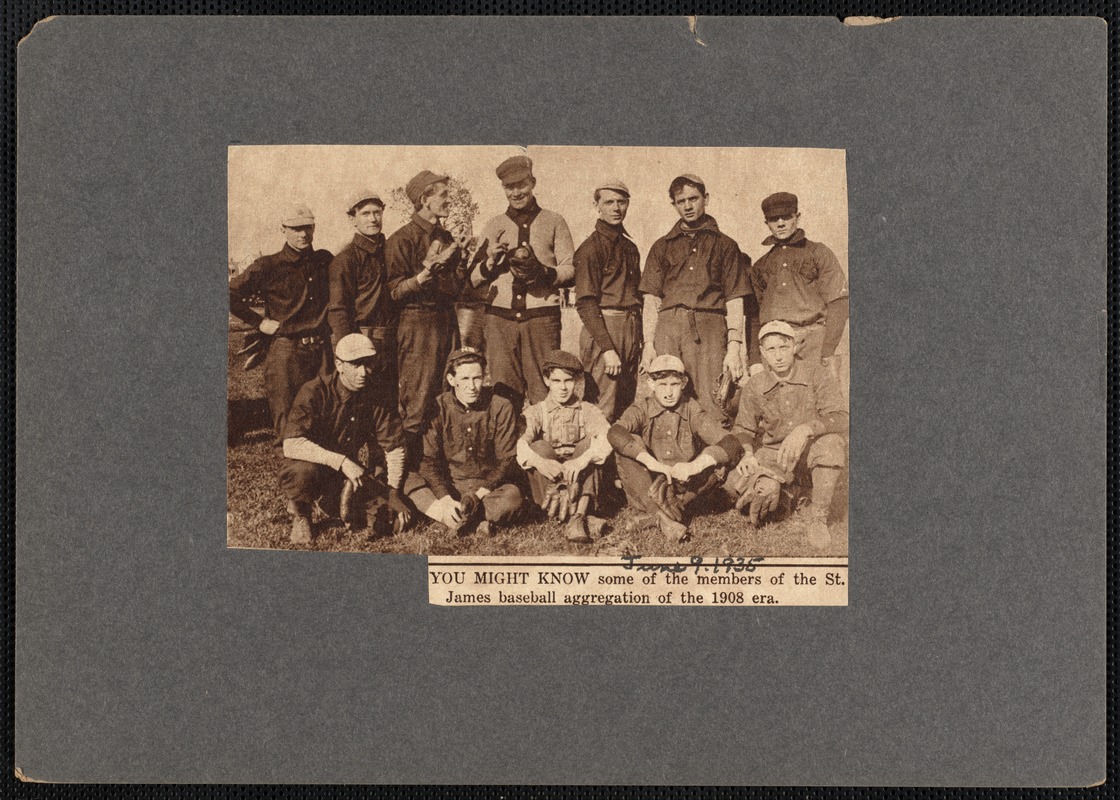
top-left (726, 320), bottom-right (848, 551)
top-left (516, 349), bottom-right (612, 543)
top-left (404, 347), bottom-right (524, 536)
top-left (607, 355), bottom-right (743, 542)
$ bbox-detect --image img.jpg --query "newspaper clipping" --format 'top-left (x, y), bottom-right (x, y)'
top-left (228, 145), bottom-right (849, 606)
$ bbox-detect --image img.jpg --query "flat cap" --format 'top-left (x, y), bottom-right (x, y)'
top-left (335, 333), bottom-right (378, 362)
top-left (496, 155), bottom-right (533, 185)
top-left (445, 346), bottom-right (486, 375)
top-left (759, 320), bottom-right (796, 342)
top-left (280, 204), bottom-right (315, 227)
top-left (405, 170), bottom-right (449, 206)
top-left (541, 349), bottom-right (583, 376)
top-left (595, 178), bottom-right (630, 198)
top-left (345, 188), bottom-right (384, 213)
top-left (647, 354), bottom-right (687, 376)
top-left (761, 192), bottom-right (799, 218)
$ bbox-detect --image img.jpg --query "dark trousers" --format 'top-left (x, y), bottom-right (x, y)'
top-left (263, 336), bottom-right (330, 444)
top-left (580, 310), bottom-right (641, 423)
top-left (654, 307), bottom-right (727, 423)
top-left (280, 458), bottom-right (388, 515)
top-left (615, 451), bottom-right (720, 522)
top-left (525, 439), bottom-right (600, 508)
top-left (484, 311), bottom-right (561, 409)
top-left (397, 307), bottom-right (458, 435)
top-left (455, 304), bottom-right (487, 351)
top-left (404, 474), bottom-right (524, 524)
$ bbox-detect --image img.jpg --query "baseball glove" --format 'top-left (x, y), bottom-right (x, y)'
top-left (735, 475), bottom-right (782, 526)
top-left (458, 492), bottom-right (482, 528)
top-left (712, 366), bottom-right (736, 416)
top-left (237, 330), bottom-right (270, 371)
top-left (508, 243), bottom-right (544, 283)
top-left (647, 474), bottom-right (685, 523)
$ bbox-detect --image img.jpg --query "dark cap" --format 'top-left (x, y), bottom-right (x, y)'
top-left (496, 155), bottom-right (533, 185)
top-left (405, 170), bottom-right (449, 206)
top-left (445, 346), bottom-right (486, 375)
top-left (761, 192), bottom-right (799, 219)
top-left (541, 349), bottom-right (583, 377)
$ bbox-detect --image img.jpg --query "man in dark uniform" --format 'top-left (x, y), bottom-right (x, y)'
top-left (639, 175), bottom-right (751, 423)
top-left (327, 188), bottom-right (397, 398)
top-left (385, 171), bottom-right (468, 468)
top-left (229, 203), bottom-right (332, 444)
top-left (749, 192), bottom-right (849, 370)
top-left (608, 355), bottom-right (743, 543)
top-left (573, 178), bottom-right (643, 422)
top-left (404, 348), bottom-right (523, 536)
top-left (280, 333), bottom-right (411, 545)
top-left (472, 155), bottom-right (575, 410)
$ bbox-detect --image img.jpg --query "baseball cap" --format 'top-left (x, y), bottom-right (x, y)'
top-left (280, 204), bottom-right (315, 227)
top-left (761, 192), bottom-right (799, 219)
top-left (445, 346), bottom-right (486, 375)
top-left (541, 349), bottom-right (583, 376)
top-left (496, 155), bottom-right (533, 185)
top-left (759, 320), bottom-right (796, 342)
top-left (595, 178), bottom-right (630, 197)
top-left (405, 170), bottom-right (449, 206)
top-left (345, 188), bottom-right (384, 214)
top-left (647, 354), bottom-right (686, 376)
top-left (335, 333), bottom-right (378, 362)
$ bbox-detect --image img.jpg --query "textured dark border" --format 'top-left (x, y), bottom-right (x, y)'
top-left (6, 1), bottom-right (1114, 796)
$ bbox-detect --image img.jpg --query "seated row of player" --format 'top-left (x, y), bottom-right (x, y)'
top-left (279, 321), bottom-right (847, 551)
top-left (230, 158), bottom-right (849, 481)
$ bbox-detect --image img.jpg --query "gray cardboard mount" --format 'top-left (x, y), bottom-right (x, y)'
top-left (15, 16), bottom-right (1106, 785)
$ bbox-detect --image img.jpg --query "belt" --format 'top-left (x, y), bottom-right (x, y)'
top-left (600, 307), bottom-right (640, 317)
top-left (485, 305), bottom-right (561, 322)
top-left (281, 333), bottom-right (325, 346)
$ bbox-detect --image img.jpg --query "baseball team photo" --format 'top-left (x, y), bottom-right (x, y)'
top-left (227, 145), bottom-right (850, 559)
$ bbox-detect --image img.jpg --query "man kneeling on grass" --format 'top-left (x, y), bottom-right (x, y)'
top-left (516, 349), bottom-right (612, 544)
top-left (607, 355), bottom-right (743, 543)
top-left (726, 320), bottom-right (848, 551)
top-left (405, 347), bottom-right (523, 536)
top-left (280, 333), bottom-right (411, 545)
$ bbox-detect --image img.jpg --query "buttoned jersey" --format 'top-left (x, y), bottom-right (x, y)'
top-left (327, 232), bottom-right (394, 343)
top-left (477, 201), bottom-right (575, 314)
top-left (639, 215), bottom-right (751, 312)
top-left (283, 372), bottom-right (404, 462)
top-left (419, 389), bottom-right (519, 498)
top-left (750, 229), bottom-right (848, 326)
top-left (574, 219), bottom-right (642, 352)
top-left (519, 396), bottom-right (612, 462)
top-left (733, 361), bottom-right (848, 448)
top-left (609, 396), bottom-right (733, 466)
top-left (229, 244), bottom-right (332, 336)
top-left (385, 213), bottom-right (467, 309)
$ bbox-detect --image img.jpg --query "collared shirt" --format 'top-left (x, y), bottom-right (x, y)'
top-left (733, 360), bottom-right (848, 448)
top-left (476, 200), bottom-right (575, 314)
top-left (750, 229), bottom-right (848, 326)
top-left (518, 395), bottom-right (612, 463)
top-left (385, 212), bottom-right (466, 309)
top-left (327, 232), bottom-right (394, 345)
top-left (229, 244), bottom-right (332, 336)
top-left (639, 215), bottom-right (752, 312)
top-left (419, 388), bottom-right (519, 498)
top-left (608, 395), bottom-right (733, 466)
top-left (283, 372), bottom-right (404, 462)
top-left (574, 219), bottom-right (642, 353)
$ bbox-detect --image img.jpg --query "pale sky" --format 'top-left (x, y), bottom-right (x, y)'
top-left (228, 145), bottom-right (848, 273)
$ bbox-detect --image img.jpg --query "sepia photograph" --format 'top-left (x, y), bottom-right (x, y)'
top-left (227, 145), bottom-right (849, 560)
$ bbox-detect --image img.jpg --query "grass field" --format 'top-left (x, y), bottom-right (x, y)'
top-left (226, 321), bottom-right (848, 558)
